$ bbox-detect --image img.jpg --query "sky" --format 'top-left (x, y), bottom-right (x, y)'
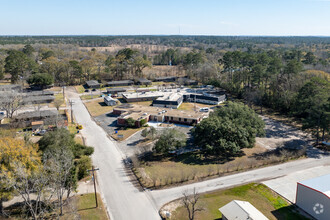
top-left (0, 0), bottom-right (329, 36)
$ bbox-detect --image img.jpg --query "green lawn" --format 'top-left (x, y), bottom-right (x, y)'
top-left (171, 183), bottom-right (308, 220)
top-left (75, 85), bottom-right (86, 93)
top-left (62, 193), bottom-right (108, 220)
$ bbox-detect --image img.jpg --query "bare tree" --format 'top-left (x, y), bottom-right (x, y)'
top-left (4, 162), bottom-right (53, 220)
top-left (182, 188), bottom-right (204, 220)
top-left (43, 147), bottom-right (76, 216)
top-left (0, 92), bottom-right (23, 118)
top-left (54, 98), bottom-right (64, 111)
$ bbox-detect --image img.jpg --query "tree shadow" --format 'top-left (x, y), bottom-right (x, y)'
top-left (140, 150), bottom-right (241, 166)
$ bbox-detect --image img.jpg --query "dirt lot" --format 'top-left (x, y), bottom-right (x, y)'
top-left (256, 116), bottom-right (311, 151)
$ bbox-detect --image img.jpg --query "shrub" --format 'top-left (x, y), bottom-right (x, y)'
top-left (76, 156), bottom-right (92, 180)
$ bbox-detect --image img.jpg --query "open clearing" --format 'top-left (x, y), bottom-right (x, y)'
top-left (169, 183), bottom-right (308, 220)
top-left (135, 115), bottom-right (310, 188)
top-left (83, 98), bottom-right (114, 117)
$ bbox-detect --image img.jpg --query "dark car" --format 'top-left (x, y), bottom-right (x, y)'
top-left (92, 88), bottom-right (96, 91)
top-left (85, 89), bottom-right (89, 92)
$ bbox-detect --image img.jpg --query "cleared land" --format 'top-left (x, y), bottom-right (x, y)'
top-left (136, 144), bottom-right (305, 188)
top-left (75, 85), bottom-right (86, 93)
top-left (83, 98), bottom-right (114, 117)
top-left (111, 127), bottom-right (144, 141)
top-left (169, 183), bottom-right (308, 220)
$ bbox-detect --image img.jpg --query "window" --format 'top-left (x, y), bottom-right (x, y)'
top-left (184, 118), bottom-right (187, 122)
top-left (171, 117), bottom-right (173, 120)
top-left (179, 118), bottom-right (181, 121)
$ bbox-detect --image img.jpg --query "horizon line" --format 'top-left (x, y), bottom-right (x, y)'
top-left (0, 34), bottom-right (330, 38)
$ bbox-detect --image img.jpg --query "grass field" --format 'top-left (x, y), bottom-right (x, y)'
top-left (111, 127), bottom-right (143, 141)
top-left (178, 102), bottom-right (215, 111)
top-left (83, 98), bottom-right (114, 117)
top-left (75, 85), bottom-right (86, 93)
top-left (62, 193), bottom-right (108, 220)
top-left (170, 183), bottom-right (308, 220)
top-left (136, 144), bottom-right (305, 188)
top-left (80, 94), bottom-right (101, 100)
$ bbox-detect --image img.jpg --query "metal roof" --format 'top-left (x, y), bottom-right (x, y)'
top-left (138, 78), bottom-right (152, 83)
top-left (86, 80), bottom-right (100, 86)
top-left (107, 80), bottom-right (133, 85)
top-left (298, 174), bottom-right (330, 197)
top-left (219, 200), bottom-right (269, 220)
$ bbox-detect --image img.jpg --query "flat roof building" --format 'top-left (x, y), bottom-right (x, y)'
top-left (106, 87), bottom-right (127, 94)
top-left (86, 80), bottom-right (100, 88)
top-left (106, 80), bottom-right (134, 87)
top-left (219, 200), bottom-right (268, 220)
top-left (152, 93), bottom-right (183, 109)
top-left (137, 78), bottom-right (152, 85)
top-left (104, 96), bottom-right (117, 106)
top-left (296, 174), bottom-right (330, 220)
top-left (122, 91), bottom-right (163, 102)
top-left (113, 104), bottom-right (206, 126)
top-left (0, 84), bottom-right (22, 92)
top-left (184, 93), bottom-right (226, 105)
top-left (154, 76), bottom-right (178, 82)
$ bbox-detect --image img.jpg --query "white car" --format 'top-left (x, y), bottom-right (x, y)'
top-left (200, 107), bottom-right (209, 112)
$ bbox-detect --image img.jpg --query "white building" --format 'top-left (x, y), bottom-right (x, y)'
top-left (219, 200), bottom-right (269, 220)
top-left (296, 174), bottom-right (330, 220)
top-left (104, 96), bottom-right (117, 106)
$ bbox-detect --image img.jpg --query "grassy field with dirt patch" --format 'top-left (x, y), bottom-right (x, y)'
top-left (170, 183), bottom-right (308, 220)
top-left (135, 145), bottom-right (306, 188)
top-left (83, 98), bottom-right (115, 117)
top-left (178, 102), bottom-right (217, 111)
top-left (75, 85), bottom-right (86, 93)
top-left (62, 193), bottom-right (108, 220)
top-left (111, 127), bottom-right (143, 141)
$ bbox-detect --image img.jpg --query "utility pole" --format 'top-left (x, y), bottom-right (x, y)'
top-left (69, 100), bottom-right (74, 123)
top-left (88, 166), bottom-right (100, 207)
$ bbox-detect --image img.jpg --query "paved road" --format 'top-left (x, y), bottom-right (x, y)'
top-left (67, 86), bottom-right (330, 219)
top-left (66, 87), bottom-right (160, 220)
top-left (150, 156), bottom-right (330, 209)
top-left (263, 165), bottom-right (330, 203)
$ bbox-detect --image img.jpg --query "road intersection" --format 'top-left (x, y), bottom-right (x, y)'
top-left (67, 87), bottom-right (330, 220)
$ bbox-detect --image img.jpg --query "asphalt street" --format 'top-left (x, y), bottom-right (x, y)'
top-left (67, 87), bottom-right (160, 220)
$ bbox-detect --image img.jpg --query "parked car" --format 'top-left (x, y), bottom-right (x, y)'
top-left (85, 89), bottom-right (89, 92)
top-left (200, 107), bottom-right (209, 112)
top-left (92, 88), bottom-right (96, 91)
top-left (76, 124), bottom-right (83, 130)
top-left (37, 130), bottom-right (47, 136)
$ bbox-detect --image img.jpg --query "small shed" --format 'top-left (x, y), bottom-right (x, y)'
top-left (104, 96), bottom-right (117, 106)
top-left (106, 80), bottom-right (134, 87)
top-left (31, 121), bottom-right (44, 131)
top-left (219, 200), bottom-right (268, 220)
top-left (86, 80), bottom-right (100, 89)
top-left (296, 174), bottom-right (330, 220)
top-left (137, 78), bottom-right (152, 85)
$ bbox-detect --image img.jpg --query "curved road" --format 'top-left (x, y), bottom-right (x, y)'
top-left (67, 87), bottom-right (330, 219)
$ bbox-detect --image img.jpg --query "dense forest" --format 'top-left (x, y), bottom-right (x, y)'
top-left (0, 36), bottom-right (329, 142)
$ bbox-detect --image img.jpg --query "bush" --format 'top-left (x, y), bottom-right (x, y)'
top-left (140, 119), bottom-right (147, 126)
top-left (76, 156), bottom-right (92, 180)
top-left (126, 117), bottom-right (136, 128)
top-left (154, 129), bottom-right (186, 155)
top-left (141, 128), bottom-right (148, 137)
